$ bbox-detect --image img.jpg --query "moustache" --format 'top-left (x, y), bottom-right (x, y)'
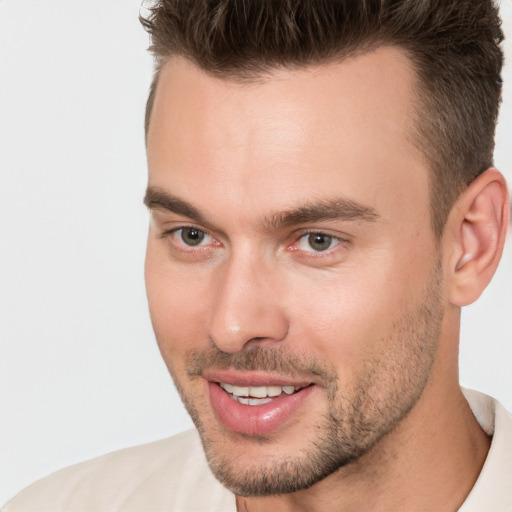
top-left (186, 345), bottom-right (335, 387)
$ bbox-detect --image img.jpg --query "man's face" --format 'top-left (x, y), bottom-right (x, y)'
top-left (145, 48), bottom-right (444, 496)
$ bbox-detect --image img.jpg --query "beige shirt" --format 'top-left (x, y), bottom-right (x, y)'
top-left (2, 389), bottom-right (511, 512)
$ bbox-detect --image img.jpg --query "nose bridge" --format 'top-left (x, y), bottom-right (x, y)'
top-left (209, 246), bottom-right (288, 353)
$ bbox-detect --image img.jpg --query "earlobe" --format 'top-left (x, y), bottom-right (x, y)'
top-left (447, 168), bottom-right (510, 307)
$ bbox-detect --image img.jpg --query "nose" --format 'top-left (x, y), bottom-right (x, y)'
top-left (208, 253), bottom-right (289, 353)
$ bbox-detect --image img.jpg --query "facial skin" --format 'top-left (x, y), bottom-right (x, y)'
top-left (145, 48), bottom-right (490, 511)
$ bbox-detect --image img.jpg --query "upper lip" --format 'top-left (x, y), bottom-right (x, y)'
top-left (203, 369), bottom-right (314, 388)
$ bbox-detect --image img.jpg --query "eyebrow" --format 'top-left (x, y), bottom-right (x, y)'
top-left (263, 198), bottom-right (380, 230)
top-left (144, 187), bottom-right (206, 223)
top-left (144, 186), bottom-right (380, 229)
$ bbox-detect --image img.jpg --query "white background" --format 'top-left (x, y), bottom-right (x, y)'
top-left (0, 0), bottom-right (511, 506)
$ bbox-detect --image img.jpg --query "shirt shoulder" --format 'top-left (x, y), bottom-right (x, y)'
top-left (1, 429), bottom-right (235, 512)
top-left (459, 390), bottom-right (512, 511)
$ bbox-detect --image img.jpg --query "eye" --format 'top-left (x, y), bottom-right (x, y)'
top-left (174, 227), bottom-right (212, 247)
top-left (297, 233), bottom-right (339, 252)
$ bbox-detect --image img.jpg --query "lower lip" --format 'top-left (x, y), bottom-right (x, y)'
top-left (208, 381), bottom-right (316, 436)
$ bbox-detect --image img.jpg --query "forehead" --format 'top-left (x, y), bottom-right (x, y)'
top-left (146, 47), bottom-right (430, 230)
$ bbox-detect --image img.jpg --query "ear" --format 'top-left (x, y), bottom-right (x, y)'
top-left (444, 168), bottom-right (510, 307)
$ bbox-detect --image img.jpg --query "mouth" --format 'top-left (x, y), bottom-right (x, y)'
top-left (219, 382), bottom-right (308, 406)
top-left (205, 372), bottom-right (317, 436)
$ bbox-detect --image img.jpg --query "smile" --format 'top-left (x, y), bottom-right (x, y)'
top-left (206, 375), bottom-right (317, 436)
top-left (219, 382), bottom-right (306, 405)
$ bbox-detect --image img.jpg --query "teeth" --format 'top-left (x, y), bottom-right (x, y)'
top-left (266, 386), bottom-right (282, 397)
top-left (219, 382), bottom-right (304, 400)
top-left (248, 386), bottom-right (267, 398)
top-left (237, 397), bottom-right (273, 406)
top-left (231, 385), bottom-right (249, 396)
top-left (219, 383), bottom-right (234, 394)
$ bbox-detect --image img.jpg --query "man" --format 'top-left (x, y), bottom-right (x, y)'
top-left (3, 1), bottom-right (511, 511)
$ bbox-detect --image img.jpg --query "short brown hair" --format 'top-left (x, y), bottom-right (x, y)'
top-left (140, 0), bottom-right (503, 236)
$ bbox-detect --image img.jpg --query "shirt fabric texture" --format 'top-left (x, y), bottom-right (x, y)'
top-left (2, 389), bottom-right (511, 512)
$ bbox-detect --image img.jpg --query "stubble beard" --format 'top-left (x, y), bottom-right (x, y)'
top-left (163, 262), bottom-right (444, 497)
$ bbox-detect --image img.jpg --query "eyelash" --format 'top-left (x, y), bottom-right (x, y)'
top-left (160, 225), bottom-right (219, 249)
top-left (288, 230), bottom-right (348, 258)
top-left (160, 225), bottom-right (349, 260)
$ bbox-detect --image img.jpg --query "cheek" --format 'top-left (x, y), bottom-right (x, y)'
top-left (288, 257), bottom-right (425, 375)
top-left (291, 283), bottom-right (384, 371)
top-left (145, 239), bottom-right (212, 361)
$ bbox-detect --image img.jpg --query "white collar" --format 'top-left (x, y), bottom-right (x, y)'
top-left (459, 388), bottom-right (512, 511)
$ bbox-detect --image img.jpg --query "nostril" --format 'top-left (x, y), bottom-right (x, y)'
top-left (208, 299), bottom-right (289, 352)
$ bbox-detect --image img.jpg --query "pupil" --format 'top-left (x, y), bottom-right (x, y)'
top-left (308, 233), bottom-right (332, 251)
top-left (182, 228), bottom-right (205, 246)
